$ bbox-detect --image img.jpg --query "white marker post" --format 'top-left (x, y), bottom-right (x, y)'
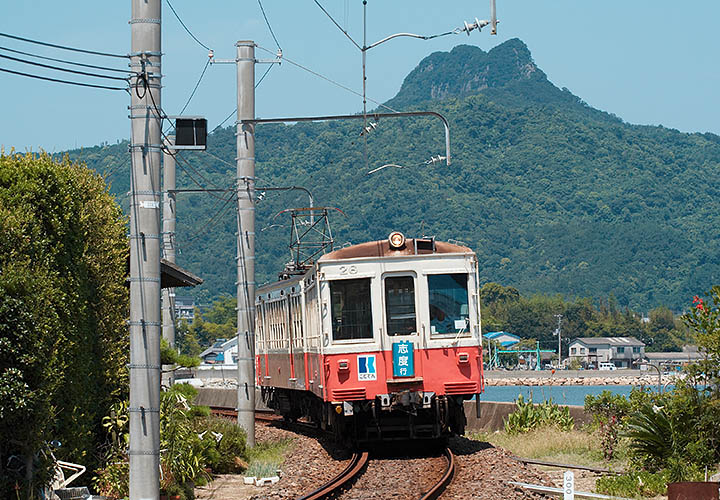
top-left (563, 470), bottom-right (575, 500)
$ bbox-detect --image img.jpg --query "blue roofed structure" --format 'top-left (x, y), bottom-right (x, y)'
top-left (484, 331), bottom-right (521, 347)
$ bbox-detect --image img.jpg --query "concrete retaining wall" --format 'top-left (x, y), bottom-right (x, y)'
top-left (196, 388), bottom-right (591, 433)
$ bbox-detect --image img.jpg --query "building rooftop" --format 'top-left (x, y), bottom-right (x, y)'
top-left (571, 337), bottom-right (645, 347)
top-left (645, 351), bottom-right (703, 361)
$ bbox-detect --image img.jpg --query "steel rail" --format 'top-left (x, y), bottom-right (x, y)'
top-left (419, 447), bottom-right (455, 500)
top-left (295, 451), bottom-right (369, 500)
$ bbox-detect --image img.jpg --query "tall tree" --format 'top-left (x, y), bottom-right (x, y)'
top-left (0, 153), bottom-right (128, 498)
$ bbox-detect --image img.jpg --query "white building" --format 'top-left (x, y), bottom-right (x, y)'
top-left (174, 295), bottom-right (196, 321)
top-left (568, 337), bottom-right (645, 369)
top-left (199, 337), bottom-right (238, 366)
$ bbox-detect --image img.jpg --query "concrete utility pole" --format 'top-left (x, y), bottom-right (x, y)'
top-left (236, 41), bottom-right (256, 447)
top-left (162, 135), bottom-right (176, 387)
top-left (554, 314), bottom-right (563, 368)
top-left (129, 0), bottom-right (162, 498)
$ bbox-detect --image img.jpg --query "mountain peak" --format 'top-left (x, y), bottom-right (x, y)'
top-left (386, 38), bottom-right (552, 109)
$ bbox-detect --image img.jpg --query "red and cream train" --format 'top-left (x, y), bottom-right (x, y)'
top-left (255, 232), bottom-right (484, 443)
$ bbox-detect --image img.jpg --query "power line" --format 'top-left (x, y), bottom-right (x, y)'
top-left (0, 66), bottom-right (128, 91)
top-left (257, 0), bottom-right (282, 50)
top-left (255, 44), bottom-right (398, 113)
top-left (0, 53), bottom-right (128, 81)
top-left (210, 64), bottom-right (274, 134)
top-left (177, 58), bottom-right (210, 116)
top-left (313, 0), bottom-right (361, 51)
top-left (256, 63), bottom-right (273, 88)
top-left (183, 192), bottom-right (237, 242)
top-left (0, 45), bottom-right (131, 74)
top-left (0, 31), bottom-right (127, 59)
top-left (165, 0), bottom-right (212, 51)
top-left (212, 109), bottom-right (237, 134)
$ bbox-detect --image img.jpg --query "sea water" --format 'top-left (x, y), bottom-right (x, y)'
top-left (478, 384), bottom-right (667, 407)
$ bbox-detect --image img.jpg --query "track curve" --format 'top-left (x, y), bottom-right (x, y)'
top-left (419, 447), bottom-right (455, 500)
top-left (296, 451), bottom-right (369, 500)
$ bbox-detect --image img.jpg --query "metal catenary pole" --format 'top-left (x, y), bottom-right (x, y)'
top-left (236, 40), bottom-right (256, 446)
top-left (162, 135), bottom-right (176, 387)
top-left (129, 0), bottom-right (162, 497)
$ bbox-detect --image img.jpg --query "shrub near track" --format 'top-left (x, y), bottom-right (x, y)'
top-left (504, 395), bottom-right (574, 434)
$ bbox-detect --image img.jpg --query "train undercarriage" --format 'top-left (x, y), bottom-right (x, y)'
top-left (261, 387), bottom-right (469, 444)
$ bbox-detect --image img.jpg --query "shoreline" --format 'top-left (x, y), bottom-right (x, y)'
top-left (483, 369), bottom-right (679, 387)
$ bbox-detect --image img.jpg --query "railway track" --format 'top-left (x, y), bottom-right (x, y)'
top-left (210, 407), bottom-right (455, 499)
top-left (294, 447), bottom-right (455, 500)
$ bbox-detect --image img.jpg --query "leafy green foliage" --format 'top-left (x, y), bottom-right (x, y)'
top-left (196, 416), bottom-right (248, 474)
top-left (67, 39), bottom-right (720, 312)
top-left (161, 338), bottom-right (201, 368)
top-left (585, 390), bottom-right (632, 460)
top-left (595, 470), bottom-right (669, 498)
top-left (504, 394), bottom-right (574, 434)
top-left (482, 284), bottom-right (689, 355)
top-left (94, 384), bottom-right (248, 498)
top-left (0, 152), bottom-right (128, 498)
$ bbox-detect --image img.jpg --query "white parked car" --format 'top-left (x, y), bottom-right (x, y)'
top-left (599, 362), bottom-right (617, 371)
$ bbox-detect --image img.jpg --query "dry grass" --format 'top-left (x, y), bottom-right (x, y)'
top-left (469, 428), bottom-right (626, 469)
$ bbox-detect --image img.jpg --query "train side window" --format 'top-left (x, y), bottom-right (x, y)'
top-left (428, 273), bottom-right (469, 335)
top-left (330, 278), bottom-right (373, 341)
top-left (385, 276), bottom-right (416, 336)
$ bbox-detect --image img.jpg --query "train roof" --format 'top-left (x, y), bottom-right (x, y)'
top-left (319, 238), bottom-right (473, 262)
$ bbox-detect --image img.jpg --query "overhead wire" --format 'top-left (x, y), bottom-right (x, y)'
top-left (0, 66), bottom-right (128, 91)
top-left (0, 45), bottom-right (131, 73)
top-left (257, 0), bottom-right (282, 50)
top-left (0, 31), bottom-right (128, 59)
top-left (133, 69), bottom-right (228, 199)
top-left (164, 0), bottom-right (212, 51)
top-left (255, 64), bottom-right (274, 88)
top-left (182, 191), bottom-right (238, 242)
top-left (176, 58), bottom-right (210, 117)
top-left (210, 63), bottom-right (275, 134)
top-left (312, 0), bottom-right (361, 51)
top-left (255, 44), bottom-right (398, 113)
top-left (0, 52), bottom-right (129, 81)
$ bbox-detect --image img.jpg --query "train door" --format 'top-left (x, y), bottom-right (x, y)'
top-left (382, 273), bottom-right (423, 381)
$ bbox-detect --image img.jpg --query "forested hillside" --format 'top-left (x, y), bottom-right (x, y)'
top-left (67, 38), bottom-right (720, 311)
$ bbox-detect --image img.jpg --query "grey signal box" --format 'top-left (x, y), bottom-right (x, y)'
top-left (174, 117), bottom-right (207, 150)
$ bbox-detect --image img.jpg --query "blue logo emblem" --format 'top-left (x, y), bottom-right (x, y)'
top-left (357, 355), bottom-right (377, 380)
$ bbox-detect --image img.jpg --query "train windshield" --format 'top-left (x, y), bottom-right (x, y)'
top-left (385, 276), bottom-right (417, 336)
top-left (330, 278), bottom-right (373, 340)
top-left (428, 274), bottom-right (469, 335)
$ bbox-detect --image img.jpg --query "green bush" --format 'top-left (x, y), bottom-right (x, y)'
top-left (504, 395), bottom-right (574, 434)
top-left (596, 470), bottom-right (668, 498)
top-left (585, 390), bottom-right (632, 460)
top-left (196, 415), bottom-right (248, 474)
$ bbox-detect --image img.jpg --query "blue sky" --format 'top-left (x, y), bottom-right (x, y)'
top-left (2, 1), bottom-right (718, 152)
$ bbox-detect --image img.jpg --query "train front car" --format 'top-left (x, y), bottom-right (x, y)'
top-left (256, 233), bottom-right (484, 444)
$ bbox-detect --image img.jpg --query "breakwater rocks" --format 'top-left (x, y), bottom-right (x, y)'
top-left (484, 371), bottom-right (681, 387)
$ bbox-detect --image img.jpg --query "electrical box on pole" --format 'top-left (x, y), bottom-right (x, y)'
top-left (173, 117), bottom-right (207, 150)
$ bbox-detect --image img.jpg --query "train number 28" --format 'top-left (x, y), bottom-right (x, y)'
top-left (339, 265), bottom-right (358, 275)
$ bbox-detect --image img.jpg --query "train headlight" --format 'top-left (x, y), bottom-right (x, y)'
top-left (388, 231), bottom-right (405, 249)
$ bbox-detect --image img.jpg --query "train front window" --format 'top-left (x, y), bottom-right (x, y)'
top-left (428, 274), bottom-right (469, 335)
top-left (385, 276), bottom-right (416, 336)
top-left (330, 278), bottom-right (373, 341)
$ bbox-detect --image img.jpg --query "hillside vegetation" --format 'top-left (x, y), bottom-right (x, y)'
top-left (67, 38), bottom-right (720, 311)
